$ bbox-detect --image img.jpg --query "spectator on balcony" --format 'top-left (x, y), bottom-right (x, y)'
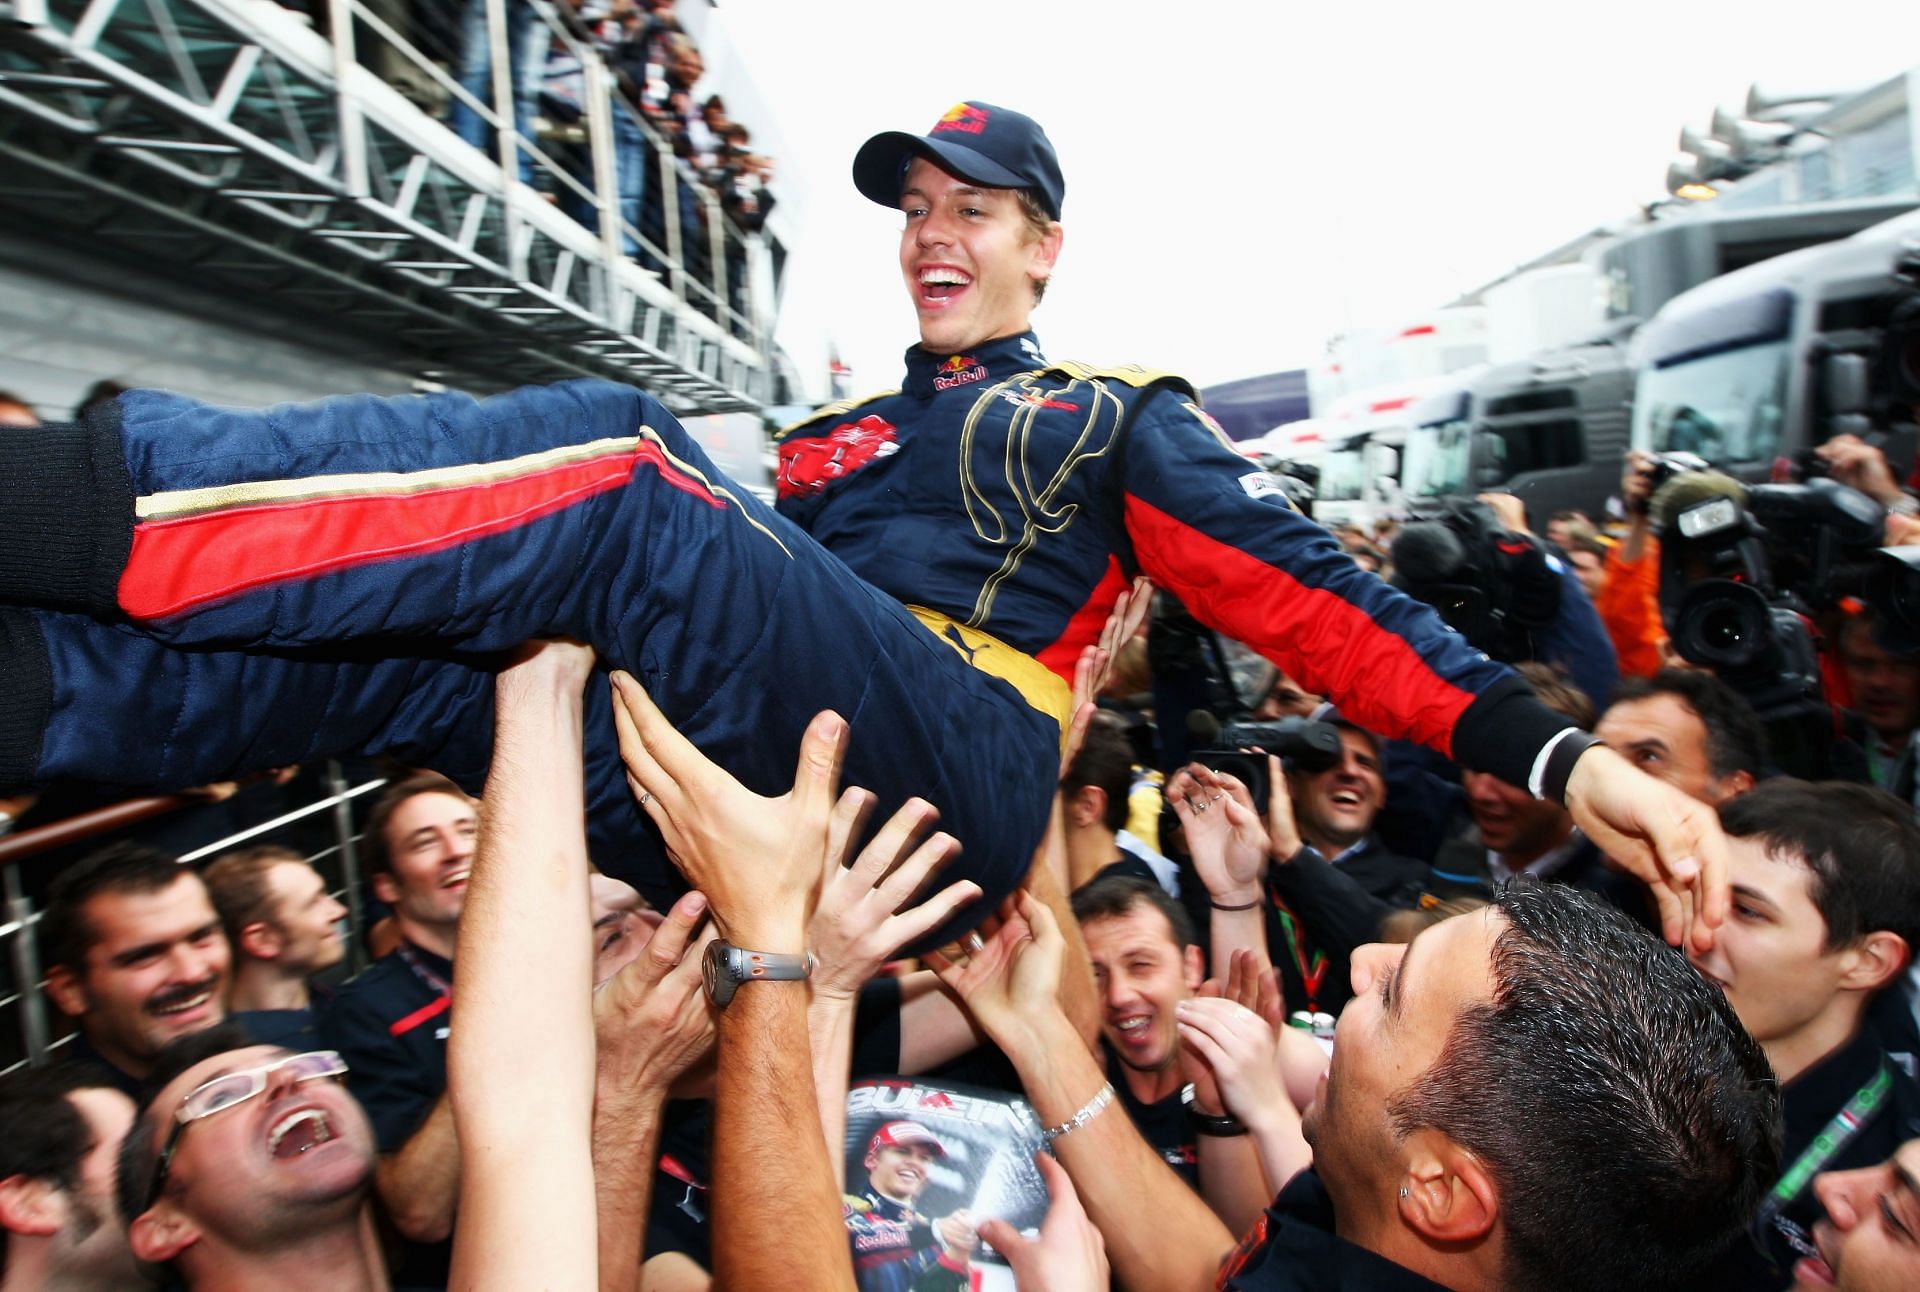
top-left (0, 388), bottom-right (38, 428)
top-left (0, 1066), bottom-right (146, 1292)
top-left (448, 0), bottom-right (548, 184)
top-left (42, 846), bottom-right (232, 1099)
top-left (203, 846), bottom-right (349, 1051)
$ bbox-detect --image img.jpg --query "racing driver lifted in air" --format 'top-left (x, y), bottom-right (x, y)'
top-left (0, 101), bottom-right (1726, 951)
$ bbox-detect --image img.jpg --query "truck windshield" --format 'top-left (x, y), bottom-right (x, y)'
top-left (1403, 419), bottom-right (1473, 497)
top-left (1319, 445), bottom-right (1366, 501)
top-left (1634, 339), bottom-right (1790, 464)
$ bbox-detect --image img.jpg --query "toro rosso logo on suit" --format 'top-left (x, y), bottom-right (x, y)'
top-left (777, 415), bottom-right (901, 499)
top-left (932, 354), bottom-right (988, 391)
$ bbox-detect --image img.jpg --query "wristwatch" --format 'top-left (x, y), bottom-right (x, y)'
top-left (701, 938), bottom-right (813, 1008)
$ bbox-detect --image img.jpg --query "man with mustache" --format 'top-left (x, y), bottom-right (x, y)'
top-left (42, 844), bottom-right (232, 1098)
top-left (319, 774), bottom-right (477, 1291)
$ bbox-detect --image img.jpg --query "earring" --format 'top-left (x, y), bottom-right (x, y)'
top-left (1399, 1187), bottom-right (1410, 1198)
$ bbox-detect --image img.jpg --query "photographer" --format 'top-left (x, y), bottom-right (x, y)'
top-left (1390, 492), bottom-right (1619, 711)
top-left (1596, 450), bottom-right (1670, 678)
top-left (1171, 715), bottom-right (1425, 1017)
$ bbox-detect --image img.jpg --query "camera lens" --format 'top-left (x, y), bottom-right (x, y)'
top-left (1674, 581), bottom-right (1771, 671)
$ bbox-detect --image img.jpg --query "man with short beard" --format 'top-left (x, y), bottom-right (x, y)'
top-left (42, 845), bottom-right (231, 1097)
top-left (319, 773), bottom-right (475, 1290)
top-left (116, 1024), bottom-right (385, 1291)
top-left (0, 1066), bottom-right (149, 1292)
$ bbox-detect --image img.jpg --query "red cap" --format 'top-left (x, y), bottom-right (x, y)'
top-left (867, 1120), bottom-right (948, 1159)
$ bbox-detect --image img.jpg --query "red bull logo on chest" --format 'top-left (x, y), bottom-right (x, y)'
top-left (932, 354), bottom-right (987, 391)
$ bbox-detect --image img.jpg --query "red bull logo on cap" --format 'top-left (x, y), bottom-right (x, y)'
top-left (932, 103), bottom-right (990, 136)
top-left (932, 353), bottom-right (988, 391)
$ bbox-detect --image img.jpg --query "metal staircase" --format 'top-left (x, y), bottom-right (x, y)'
top-left (0, 0), bottom-right (770, 412)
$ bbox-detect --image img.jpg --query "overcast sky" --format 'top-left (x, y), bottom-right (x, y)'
top-left (706, 1), bottom-right (1915, 401)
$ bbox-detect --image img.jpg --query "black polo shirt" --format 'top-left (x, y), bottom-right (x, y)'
top-left (1219, 1170), bottom-right (1443, 1290)
top-left (62, 1033), bottom-right (145, 1101)
top-left (1104, 1042), bottom-right (1198, 1190)
top-left (319, 942), bottom-right (452, 1291)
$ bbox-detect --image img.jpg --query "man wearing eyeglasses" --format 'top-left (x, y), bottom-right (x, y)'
top-left (113, 1022), bottom-right (384, 1289)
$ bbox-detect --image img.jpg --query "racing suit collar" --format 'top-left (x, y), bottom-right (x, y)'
top-left (902, 331), bottom-right (1046, 399)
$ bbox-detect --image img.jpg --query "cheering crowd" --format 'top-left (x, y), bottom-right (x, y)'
top-left (2, 95), bottom-right (1919, 1292)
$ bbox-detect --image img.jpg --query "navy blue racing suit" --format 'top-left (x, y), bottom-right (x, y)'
top-left (0, 331), bottom-right (1572, 940)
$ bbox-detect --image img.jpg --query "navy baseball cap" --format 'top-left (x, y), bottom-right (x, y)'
top-left (853, 101), bottom-right (1065, 220)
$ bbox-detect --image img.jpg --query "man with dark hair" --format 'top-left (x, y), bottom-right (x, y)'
top-left (0, 1066), bottom-right (146, 1290)
top-left (1597, 669), bottom-right (1764, 806)
top-left (1069, 875), bottom-right (1208, 1189)
top-left (1061, 724), bottom-right (1167, 893)
top-left (1794, 1135), bottom-right (1920, 1290)
top-left (1692, 779), bottom-right (1920, 1288)
top-left (204, 846), bottom-right (348, 1048)
top-left (115, 1024), bottom-right (384, 1289)
top-left (941, 879), bottom-right (1781, 1291)
top-left (318, 774), bottom-right (475, 1287)
top-left (1839, 612), bottom-right (1920, 791)
top-left (42, 845), bottom-right (230, 1096)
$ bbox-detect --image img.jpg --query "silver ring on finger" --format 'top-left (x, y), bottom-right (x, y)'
top-left (965, 932), bottom-right (986, 953)
top-left (637, 791), bottom-right (653, 807)
top-left (1193, 798), bottom-right (1210, 814)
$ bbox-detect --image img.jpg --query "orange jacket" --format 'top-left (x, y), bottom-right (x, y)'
top-left (1597, 536), bottom-right (1667, 679)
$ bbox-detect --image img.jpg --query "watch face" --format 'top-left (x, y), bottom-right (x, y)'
top-left (703, 939), bottom-right (735, 1008)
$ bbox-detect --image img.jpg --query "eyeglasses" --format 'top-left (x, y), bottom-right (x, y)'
top-left (143, 1050), bottom-right (348, 1214)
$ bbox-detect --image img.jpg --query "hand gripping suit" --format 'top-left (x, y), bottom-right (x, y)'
top-left (0, 331), bottom-right (1571, 943)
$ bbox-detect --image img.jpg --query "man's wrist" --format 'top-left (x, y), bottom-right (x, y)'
top-left (1207, 881), bottom-right (1261, 907)
top-left (716, 918), bottom-right (809, 955)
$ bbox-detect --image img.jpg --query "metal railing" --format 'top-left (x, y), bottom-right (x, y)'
top-left (0, 0), bottom-right (775, 408)
top-left (0, 762), bottom-right (387, 1074)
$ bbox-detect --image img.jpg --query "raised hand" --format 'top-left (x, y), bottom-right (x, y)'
top-left (978, 1154), bottom-right (1110, 1292)
top-left (610, 672), bottom-right (844, 950)
top-left (1060, 576), bottom-right (1153, 778)
top-left (593, 890), bottom-right (718, 1100)
top-left (924, 891), bottom-right (1064, 1050)
top-left (1168, 764), bottom-right (1268, 904)
top-left (809, 795), bottom-right (975, 1001)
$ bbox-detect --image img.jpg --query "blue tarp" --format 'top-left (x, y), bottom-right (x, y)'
top-left (1199, 368), bottom-right (1310, 441)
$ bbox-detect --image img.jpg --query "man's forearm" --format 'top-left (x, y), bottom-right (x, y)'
top-left (713, 985), bottom-right (853, 1289)
top-left (377, 1095), bottom-right (461, 1243)
top-left (807, 991), bottom-right (858, 1190)
top-left (1197, 1123), bottom-right (1271, 1239)
top-left (1027, 804), bottom-right (1101, 1048)
top-left (593, 1092), bottom-right (665, 1292)
top-left (1003, 1010), bottom-right (1235, 1292)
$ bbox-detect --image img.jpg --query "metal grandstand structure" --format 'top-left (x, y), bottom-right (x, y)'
top-left (0, 0), bottom-right (773, 412)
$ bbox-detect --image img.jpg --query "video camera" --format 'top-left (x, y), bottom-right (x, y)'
top-left (1187, 712), bottom-right (1343, 809)
top-left (1647, 453), bottom-right (1920, 773)
top-left (1389, 496), bottom-right (1562, 663)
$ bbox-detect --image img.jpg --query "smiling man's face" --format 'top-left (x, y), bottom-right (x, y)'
top-left (52, 875), bottom-right (230, 1076)
top-left (866, 1143), bottom-right (938, 1203)
top-left (137, 1045), bottom-right (374, 1255)
top-left (898, 156), bottom-right (1059, 355)
top-left (373, 791), bottom-right (477, 936)
top-left (1799, 1138), bottom-right (1920, 1290)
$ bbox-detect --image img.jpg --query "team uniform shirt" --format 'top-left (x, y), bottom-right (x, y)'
top-left (1104, 1042), bottom-right (1198, 1188)
top-left (1218, 1169), bottom-right (1443, 1290)
top-left (776, 332), bottom-right (1572, 790)
top-left (318, 942), bottom-right (453, 1290)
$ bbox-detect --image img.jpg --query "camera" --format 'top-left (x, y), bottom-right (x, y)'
top-left (1190, 715), bottom-right (1343, 808)
top-left (1390, 497), bottom-right (1562, 662)
top-left (1653, 465), bottom-right (1889, 774)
